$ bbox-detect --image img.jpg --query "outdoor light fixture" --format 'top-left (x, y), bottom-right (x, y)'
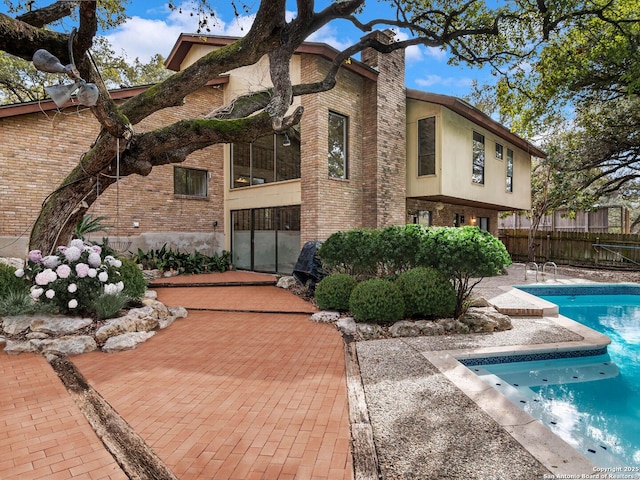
top-left (32, 45), bottom-right (99, 107)
top-left (282, 133), bottom-right (291, 147)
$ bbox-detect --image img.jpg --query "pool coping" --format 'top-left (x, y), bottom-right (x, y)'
top-left (423, 287), bottom-right (613, 477)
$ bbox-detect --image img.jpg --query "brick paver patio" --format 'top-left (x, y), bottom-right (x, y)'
top-left (1, 272), bottom-right (353, 479)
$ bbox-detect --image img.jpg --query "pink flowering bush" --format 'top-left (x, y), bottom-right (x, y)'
top-left (16, 239), bottom-right (125, 317)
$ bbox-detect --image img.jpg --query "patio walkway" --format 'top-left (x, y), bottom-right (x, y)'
top-left (1, 272), bottom-right (353, 480)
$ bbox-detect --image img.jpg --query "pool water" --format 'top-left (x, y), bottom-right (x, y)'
top-left (470, 289), bottom-right (640, 468)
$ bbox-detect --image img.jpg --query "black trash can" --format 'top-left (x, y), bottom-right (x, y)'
top-left (292, 241), bottom-right (325, 291)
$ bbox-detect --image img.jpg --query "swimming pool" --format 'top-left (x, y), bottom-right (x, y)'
top-left (466, 284), bottom-right (640, 468)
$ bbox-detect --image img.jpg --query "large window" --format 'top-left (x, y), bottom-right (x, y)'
top-left (506, 148), bottom-right (514, 192)
top-left (418, 116), bottom-right (436, 176)
top-left (472, 131), bottom-right (485, 184)
top-left (231, 128), bottom-right (300, 189)
top-left (174, 167), bottom-right (208, 197)
top-left (328, 111), bottom-right (348, 179)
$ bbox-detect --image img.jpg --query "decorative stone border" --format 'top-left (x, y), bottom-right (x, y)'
top-left (0, 290), bottom-right (187, 355)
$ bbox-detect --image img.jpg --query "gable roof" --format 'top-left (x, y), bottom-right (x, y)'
top-left (407, 89), bottom-right (546, 158)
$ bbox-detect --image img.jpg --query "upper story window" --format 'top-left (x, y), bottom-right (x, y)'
top-left (495, 143), bottom-right (504, 160)
top-left (174, 166), bottom-right (208, 197)
top-left (328, 111), bottom-right (348, 179)
top-left (231, 128), bottom-right (301, 189)
top-left (506, 148), bottom-right (514, 192)
top-left (472, 131), bottom-right (485, 184)
top-left (418, 116), bottom-right (436, 176)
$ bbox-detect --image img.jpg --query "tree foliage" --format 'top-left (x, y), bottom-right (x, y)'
top-left (1, 0), bottom-right (635, 253)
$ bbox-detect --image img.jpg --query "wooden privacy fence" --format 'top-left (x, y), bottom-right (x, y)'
top-left (499, 229), bottom-right (640, 268)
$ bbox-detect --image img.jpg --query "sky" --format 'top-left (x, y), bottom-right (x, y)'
top-left (4, 1), bottom-right (493, 98)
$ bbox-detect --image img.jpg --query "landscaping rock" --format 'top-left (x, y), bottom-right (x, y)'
top-left (310, 311), bottom-right (340, 323)
top-left (277, 276), bottom-right (297, 289)
top-left (1, 315), bottom-right (34, 335)
top-left (31, 336), bottom-right (97, 355)
top-left (356, 323), bottom-right (385, 341)
top-left (4, 339), bottom-right (36, 355)
top-left (95, 316), bottom-right (138, 343)
top-left (30, 316), bottom-right (93, 335)
top-left (459, 307), bottom-right (513, 333)
top-left (414, 319), bottom-right (445, 336)
top-left (168, 306), bottom-right (188, 319)
top-left (390, 320), bottom-right (422, 338)
top-left (0, 257), bottom-right (24, 269)
top-left (336, 317), bottom-right (357, 338)
top-left (102, 331), bottom-right (156, 353)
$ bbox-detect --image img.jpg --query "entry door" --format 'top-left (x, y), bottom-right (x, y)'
top-left (231, 206), bottom-right (300, 274)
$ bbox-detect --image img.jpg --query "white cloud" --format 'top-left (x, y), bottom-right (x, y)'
top-left (103, 2), bottom-right (255, 62)
top-left (306, 24), bottom-right (354, 51)
top-left (415, 74), bottom-right (473, 89)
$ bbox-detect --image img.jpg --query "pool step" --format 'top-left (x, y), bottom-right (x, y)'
top-left (489, 290), bottom-right (559, 317)
top-left (474, 357), bottom-right (619, 388)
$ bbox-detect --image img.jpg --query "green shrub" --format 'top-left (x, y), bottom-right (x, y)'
top-left (91, 292), bottom-right (129, 320)
top-left (314, 274), bottom-right (357, 311)
top-left (317, 229), bottom-right (380, 279)
top-left (0, 289), bottom-right (41, 316)
top-left (117, 258), bottom-right (147, 300)
top-left (377, 224), bottom-right (426, 277)
top-left (418, 226), bottom-right (512, 317)
top-left (395, 268), bottom-right (456, 319)
top-left (349, 279), bottom-right (405, 324)
top-left (0, 263), bottom-right (29, 299)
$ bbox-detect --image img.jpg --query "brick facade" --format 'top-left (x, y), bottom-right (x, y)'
top-left (1, 32), bottom-right (535, 269)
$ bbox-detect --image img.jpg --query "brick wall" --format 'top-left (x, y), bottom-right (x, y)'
top-left (361, 30), bottom-right (407, 228)
top-left (300, 54), bottom-right (367, 243)
top-left (0, 87), bottom-right (226, 257)
top-left (406, 198), bottom-right (500, 236)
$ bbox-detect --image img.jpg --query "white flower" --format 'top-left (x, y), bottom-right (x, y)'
top-left (104, 283), bottom-right (118, 295)
top-left (14, 268), bottom-right (24, 278)
top-left (88, 268), bottom-right (98, 278)
top-left (31, 287), bottom-right (44, 299)
top-left (68, 283), bottom-right (77, 293)
top-left (45, 289), bottom-right (55, 299)
top-left (56, 264), bottom-right (71, 279)
top-left (64, 246), bottom-right (82, 262)
top-left (42, 255), bottom-right (60, 269)
top-left (98, 271), bottom-right (108, 282)
top-left (68, 299), bottom-right (78, 309)
top-left (116, 281), bottom-right (124, 292)
top-left (91, 245), bottom-right (102, 255)
top-left (35, 269), bottom-right (56, 286)
top-left (69, 239), bottom-right (85, 250)
top-left (88, 252), bottom-right (102, 267)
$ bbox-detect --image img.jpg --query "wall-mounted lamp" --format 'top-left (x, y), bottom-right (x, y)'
top-left (282, 133), bottom-right (291, 147)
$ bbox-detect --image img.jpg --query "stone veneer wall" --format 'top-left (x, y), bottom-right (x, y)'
top-left (0, 88), bottom-right (226, 258)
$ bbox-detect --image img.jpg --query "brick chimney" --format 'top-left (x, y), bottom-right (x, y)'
top-left (360, 30), bottom-right (407, 228)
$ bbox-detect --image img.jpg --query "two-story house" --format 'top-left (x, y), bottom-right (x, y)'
top-left (0, 31), bottom-right (544, 273)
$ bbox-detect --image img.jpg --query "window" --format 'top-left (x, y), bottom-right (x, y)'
top-left (231, 128), bottom-right (300, 189)
top-left (174, 167), bottom-right (208, 197)
top-left (506, 148), bottom-right (514, 192)
top-left (495, 143), bottom-right (503, 160)
top-left (410, 210), bottom-right (431, 226)
top-left (418, 117), bottom-right (436, 176)
top-left (328, 111), bottom-right (348, 179)
top-left (472, 131), bottom-right (485, 184)
top-left (478, 217), bottom-right (490, 231)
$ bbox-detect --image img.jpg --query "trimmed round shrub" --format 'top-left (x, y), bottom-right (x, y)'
top-left (0, 263), bottom-right (29, 299)
top-left (315, 274), bottom-right (357, 311)
top-left (396, 267), bottom-right (456, 318)
top-left (117, 258), bottom-right (147, 300)
top-left (349, 279), bottom-right (405, 324)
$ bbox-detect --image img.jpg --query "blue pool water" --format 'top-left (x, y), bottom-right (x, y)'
top-left (468, 285), bottom-right (640, 467)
